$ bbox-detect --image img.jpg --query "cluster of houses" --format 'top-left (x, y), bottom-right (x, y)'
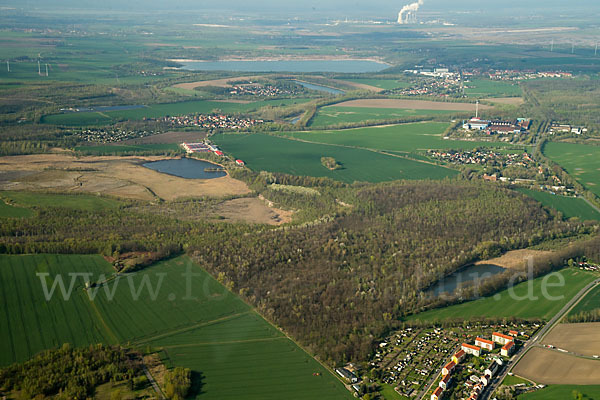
top-left (486, 69), bottom-right (573, 81)
top-left (160, 114), bottom-right (263, 130)
top-left (428, 149), bottom-right (534, 168)
top-left (431, 331), bottom-right (518, 400)
top-left (75, 128), bottom-right (156, 143)
top-left (549, 123), bottom-right (588, 135)
top-left (577, 261), bottom-right (600, 272)
top-left (391, 74), bottom-right (462, 97)
top-left (462, 118), bottom-right (531, 135)
top-left (229, 84), bottom-right (298, 97)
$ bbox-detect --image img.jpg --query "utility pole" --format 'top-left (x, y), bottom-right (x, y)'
top-left (595, 43), bottom-right (598, 56)
top-left (476, 100), bottom-right (479, 119)
top-left (45, 64), bottom-right (48, 77)
top-left (6, 60), bottom-right (9, 72)
top-left (38, 60), bottom-right (41, 76)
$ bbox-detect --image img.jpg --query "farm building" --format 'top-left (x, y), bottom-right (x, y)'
top-left (462, 343), bottom-right (481, 357)
top-left (442, 360), bottom-right (456, 376)
top-left (463, 118), bottom-right (491, 130)
top-left (181, 142), bottom-right (212, 154)
top-left (501, 341), bottom-right (515, 357)
top-left (431, 386), bottom-right (444, 400)
top-left (439, 374), bottom-right (452, 389)
top-left (335, 367), bottom-right (358, 383)
top-left (235, 159), bottom-right (245, 166)
top-left (475, 337), bottom-right (494, 351)
top-left (492, 332), bottom-right (513, 345)
top-left (452, 349), bottom-right (466, 364)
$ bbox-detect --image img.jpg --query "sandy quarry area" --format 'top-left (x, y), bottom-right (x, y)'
top-left (475, 249), bottom-right (554, 270)
top-left (513, 347), bottom-right (600, 384)
top-left (335, 99), bottom-right (492, 111)
top-left (0, 154), bottom-right (250, 201)
top-left (541, 323), bottom-right (600, 357)
top-left (173, 76), bottom-right (262, 90)
top-left (333, 79), bottom-right (385, 93)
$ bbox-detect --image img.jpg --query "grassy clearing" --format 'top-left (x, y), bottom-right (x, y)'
top-left (503, 375), bottom-right (532, 386)
top-left (0, 191), bottom-right (123, 211)
top-left (464, 78), bottom-right (522, 98)
top-left (543, 142), bottom-right (600, 197)
top-left (518, 385), bottom-right (600, 400)
top-left (515, 188), bottom-right (600, 221)
top-left (569, 285), bottom-right (600, 315)
top-left (213, 133), bottom-right (458, 183)
top-left (0, 199), bottom-right (34, 218)
top-left (407, 269), bottom-right (597, 322)
top-left (284, 123), bottom-right (527, 154)
top-left (0, 254), bottom-right (116, 366)
top-left (74, 143), bottom-right (180, 155)
top-left (42, 99), bottom-right (310, 126)
top-left (310, 106), bottom-right (454, 127)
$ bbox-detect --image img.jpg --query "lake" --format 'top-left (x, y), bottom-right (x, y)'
top-left (294, 80), bottom-right (345, 95)
top-left (143, 158), bottom-right (227, 179)
top-left (179, 59), bottom-right (389, 73)
top-left (427, 264), bottom-right (506, 297)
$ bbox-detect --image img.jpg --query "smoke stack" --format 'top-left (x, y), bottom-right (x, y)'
top-left (398, 0), bottom-right (424, 24)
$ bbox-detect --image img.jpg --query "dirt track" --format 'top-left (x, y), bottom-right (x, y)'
top-left (0, 154), bottom-right (250, 201)
top-left (541, 323), bottom-right (600, 357)
top-left (334, 99), bottom-right (491, 111)
top-left (513, 347), bottom-right (600, 384)
top-left (483, 97), bottom-right (524, 105)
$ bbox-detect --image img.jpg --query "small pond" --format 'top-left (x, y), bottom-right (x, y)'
top-left (427, 264), bottom-right (507, 296)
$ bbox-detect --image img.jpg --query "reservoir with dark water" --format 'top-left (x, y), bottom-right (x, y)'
top-left (179, 59), bottom-right (389, 73)
top-left (427, 264), bottom-right (506, 297)
top-left (143, 158), bottom-right (227, 179)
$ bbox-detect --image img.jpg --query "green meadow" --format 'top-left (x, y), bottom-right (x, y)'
top-left (310, 106), bottom-right (455, 127)
top-left (0, 199), bottom-right (34, 218)
top-left (407, 269), bottom-right (597, 322)
top-left (569, 284), bottom-right (600, 315)
top-left (516, 188), bottom-right (600, 221)
top-left (0, 255), bottom-right (352, 399)
top-left (42, 99), bottom-right (310, 126)
top-left (543, 142), bottom-right (600, 197)
top-left (519, 385), bottom-right (600, 400)
top-left (284, 123), bottom-right (527, 154)
top-left (75, 143), bottom-right (180, 155)
top-left (213, 133), bottom-right (458, 183)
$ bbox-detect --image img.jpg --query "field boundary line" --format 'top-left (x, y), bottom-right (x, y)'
top-left (159, 336), bottom-right (287, 349)
top-left (132, 311), bottom-right (252, 346)
top-left (85, 293), bottom-right (120, 344)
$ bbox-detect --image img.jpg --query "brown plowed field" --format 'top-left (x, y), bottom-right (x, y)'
top-left (513, 347), bottom-right (600, 384)
top-left (541, 322), bottom-right (600, 357)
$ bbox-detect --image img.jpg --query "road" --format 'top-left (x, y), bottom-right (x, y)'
top-left (416, 345), bottom-right (461, 400)
top-left (143, 366), bottom-right (166, 399)
top-left (480, 277), bottom-right (600, 400)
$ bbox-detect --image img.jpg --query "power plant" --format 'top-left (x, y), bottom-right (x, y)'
top-left (397, 0), bottom-right (424, 24)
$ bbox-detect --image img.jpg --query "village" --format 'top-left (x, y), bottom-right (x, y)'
top-left (335, 322), bottom-right (540, 400)
top-left (74, 127), bottom-right (158, 143)
top-left (427, 149), bottom-right (535, 169)
top-left (157, 113), bottom-right (264, 130)
top-left (228, 83), bottom-right (302, 97)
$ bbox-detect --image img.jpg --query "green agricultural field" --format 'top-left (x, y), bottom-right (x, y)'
top-left (0, 254), bottom-right (353, 399)
top-left (42, 99), bottom-right (310, 126)
top-left (543, 142), bottom-right (600, 197)
top-left (0, 199), bottom-right (34, 218)
top-left (407, 269), bottom-right (597, 322)
top-left (515, 188), bottom-right (600, 221)
top-left (310, 106), bottom-right (455, 127)
top-left (340, 78), bottom-right (411, 90)
top-left (0, 191), bottom-right (123, 211)
top-left (213, 133), bottom-right (459, 183)
top-left (284, 123), bottom-right (527, 154)
top-left (74, 143), bottom-right (181, 155)
top-left (569, 285), bottom-right (600, 315)
top-left (519, 385), bottom-right (600, 400)
top-left (464, 78), bottom-right (522, 98)
top-left (502, 375), bottom-right (532, 386)
top-left (0, 254), bottom-right (116, 366)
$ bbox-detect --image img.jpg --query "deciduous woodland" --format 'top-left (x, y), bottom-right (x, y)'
top-left (1, 179), bottom-right (596, 364)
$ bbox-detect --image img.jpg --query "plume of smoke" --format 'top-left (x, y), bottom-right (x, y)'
top-left (397, 0), bottom-right (424, 24)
